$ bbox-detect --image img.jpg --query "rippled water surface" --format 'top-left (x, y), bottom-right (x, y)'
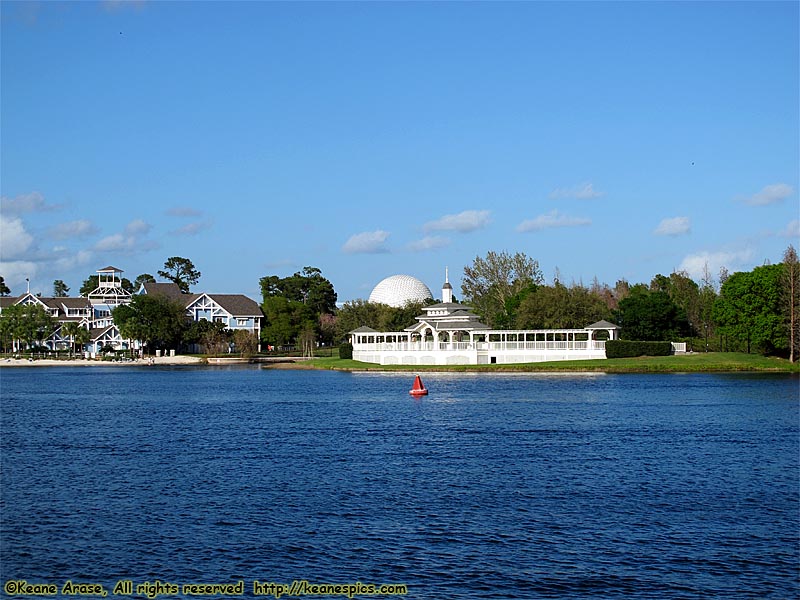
top-left (1, 368), bottom-right (798, 599)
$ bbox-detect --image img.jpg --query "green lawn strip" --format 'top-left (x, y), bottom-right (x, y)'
top-left (305, 352), bottom-right (799, 373)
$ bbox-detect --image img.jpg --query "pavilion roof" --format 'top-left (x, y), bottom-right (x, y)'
top-left (350, 326), bottom-right (378, 334)
top-left (585, 320), bottom-right (620, 330)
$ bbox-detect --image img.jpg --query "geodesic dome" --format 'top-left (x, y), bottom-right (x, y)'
top-left (368, 275), bottom-right (433, 308)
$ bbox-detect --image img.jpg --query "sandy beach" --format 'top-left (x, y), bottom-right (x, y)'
top-left (0, 355), bottom-right (205, 367)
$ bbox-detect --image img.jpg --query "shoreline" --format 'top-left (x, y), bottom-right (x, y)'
top-left (0, 356), bottom-right (205, 367)
top-left (0, 356), bottom-right (796, 374)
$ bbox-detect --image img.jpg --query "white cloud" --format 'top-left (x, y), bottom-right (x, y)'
top-left (342, 230), bottom-right (390, 254)
top-left (124, 219), bottom-right (152, 236)
top-left (549, 182), bottom-right (604, 200)
top-left (0, 215), bottom-right (34, 260)
top-left (407, 236), bottom-right (451, 252)
top-left (94, 233), bottom-right (131, 252)
top-left (166, 206), bottom-right (203, 217)
top-left (0, 261), bottom-right (38, 291)
top-left (424, 210), bottom-right (491, 233)
top-left (53, 249), bottom-right (94, 273)
top-left (172, 221), bottom-right (213, 236)
top-left (517, 210), bottom-right (591, 232)
top-left (50, 219), bottom-right (99, 240)
top-left (0, 191), bottom-right (61, 215)
top-left (93, 219), bottom-right (157, 254)
top-left (782, 219), bottom-right (800, 239)
top-left (678, 248), bottom-right (755, 280)
top-left (744, 183), bottom-right (793, 206)
top-left (654, 216), bottom-right (691, 236)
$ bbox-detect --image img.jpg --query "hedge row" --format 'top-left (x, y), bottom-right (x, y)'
top-left (605, 340), bottom-right (673, 358)
top-left (339, 342), bottom-right (354, 360)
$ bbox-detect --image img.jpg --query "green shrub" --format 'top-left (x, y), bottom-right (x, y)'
top-left (339, 342), bottom-right (353, 360)
top-left (606, 340), bottom-right (672, 358)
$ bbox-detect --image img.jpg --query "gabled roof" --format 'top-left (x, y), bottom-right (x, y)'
top-left (0, 297), bottom-right (18, 309)
top-left (407, 319), bottom-right (490, 333)
top-left (57, 297), bottom-right (93, 309)
top-left (350, 326), bottom-right (378, 333)
top-left (14, 292), bottom-right (43, 304)
top-left (207, 294), bottom-right (262, 316)
top-left (140, 282), bottom-right (186, 302)
top-left (89, 325), bottom-right (118, 341)
top-left (1, 295), bottom-right (92, 318)
top-left (185, 293), bottom-right (261, 317)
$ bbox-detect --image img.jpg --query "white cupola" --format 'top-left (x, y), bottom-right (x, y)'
top-left (442, 267), bottom-right (453, 304)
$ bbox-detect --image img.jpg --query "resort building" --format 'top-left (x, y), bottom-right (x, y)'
top-left (350, 272), bottom-right (621, 365)
top-left (0, 267), bottom-right (132, 354)
top-left (0, 266), bottom-right (263, 354)
top-left (139, 282), bottom-right (263, 340)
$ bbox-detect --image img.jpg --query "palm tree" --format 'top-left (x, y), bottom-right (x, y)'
top-left (61, 322), bottom-right (80, 358)
top-left (74, 327), bottom-right (91, 358)
top-left (60, 322), bottom-right (91, 358)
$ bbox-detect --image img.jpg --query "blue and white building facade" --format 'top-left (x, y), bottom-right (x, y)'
top-left (0, 266), bottom-right (263, 354)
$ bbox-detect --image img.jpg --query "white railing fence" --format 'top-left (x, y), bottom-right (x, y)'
top-left (354, 340), bottom-right (607, 353)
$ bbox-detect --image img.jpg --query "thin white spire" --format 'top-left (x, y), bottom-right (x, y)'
top-left (442, 267), bottom-right (453, 303)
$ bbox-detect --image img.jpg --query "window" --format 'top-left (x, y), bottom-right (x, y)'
top-left (237, 319), bottom-right (248, 326)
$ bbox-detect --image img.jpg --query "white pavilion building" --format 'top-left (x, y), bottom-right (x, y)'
top-left (350, 272), bottom-right (620, 365)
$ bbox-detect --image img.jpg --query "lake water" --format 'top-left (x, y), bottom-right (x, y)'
top-left (1, 368), bottom-right (797, 599)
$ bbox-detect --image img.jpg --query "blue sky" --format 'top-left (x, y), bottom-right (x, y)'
top-left (1, 1), bottom-right (798, 303)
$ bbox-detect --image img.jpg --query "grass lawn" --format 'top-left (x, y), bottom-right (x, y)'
top-left (305, 352), bottom-right (799, 373)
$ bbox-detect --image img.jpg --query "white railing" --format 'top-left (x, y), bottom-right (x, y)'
top-left (354, 340), bottom-right (607, 353)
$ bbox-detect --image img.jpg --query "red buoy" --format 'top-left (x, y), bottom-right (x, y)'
top-left (409, 375), bottom-right (428, 397)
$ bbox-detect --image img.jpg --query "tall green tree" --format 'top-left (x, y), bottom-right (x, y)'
top-left (461, 251), bottom-right (544, 328)
top-left (259, 267), bottom-right (337, 345)
top-left (0, 276), bottom-right (12, 296)
top-left (112, 294), bottom-right (187, 353)
top-left (61, 321), bottom-right (80, 357)
top-left (783, 245), bottom-right (800, 362)
top-left (53, 279), bottom-right (70, 297)
top-left (712, 264), bottom-right (785, 354)
top-left (133, 273), bottom-right (157, 291)
top-left (61, 322), bottom-right (90, 357)
top-left (516, 282), bottom-right (612, 329)
top-left (261, 296), bottom-right (312, 346)
top-left (183, 319), bottom-right (229, 354)
top-left (0, 303), bottom-right (57, 350)
top-left (698, 262), bottom-right (718, 352)
top-left (158, 257), bottom-right (201, 293)
top-left (260, 267), bottom-right (337, 315)
top-left (650, 271), bottom-right (700, 335)
top-left (334, 299), bottom-right (387, 341)
top-left (616, 288), bottom-right (689, 341)
top-left (0, 305), bottom-right (25, 351)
